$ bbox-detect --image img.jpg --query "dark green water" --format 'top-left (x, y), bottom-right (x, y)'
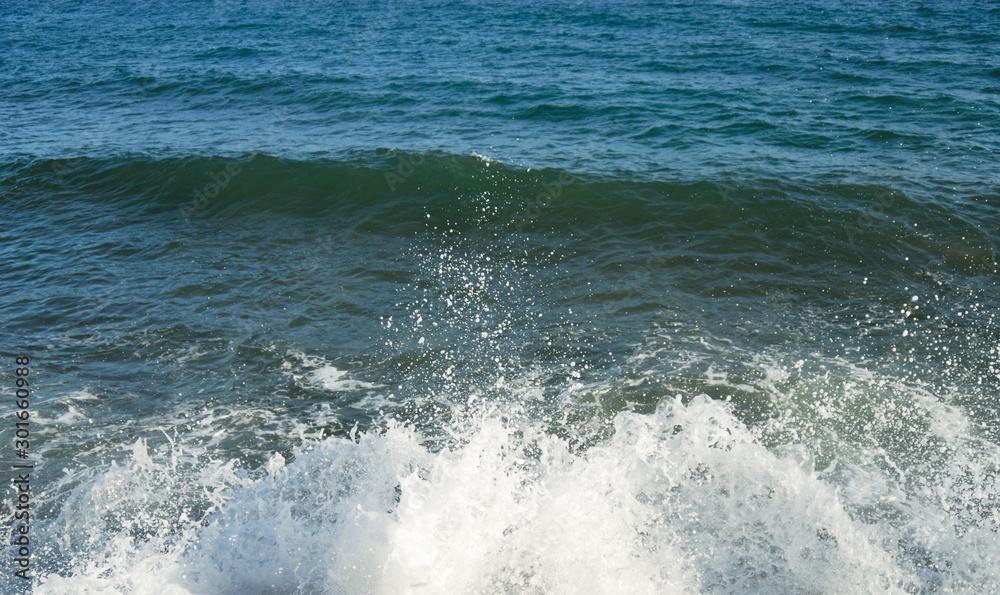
top-left (1, 1), bottom-right (999, 593)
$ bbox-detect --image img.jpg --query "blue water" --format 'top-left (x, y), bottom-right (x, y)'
top-left (1, 1), bottom-right (999, 593)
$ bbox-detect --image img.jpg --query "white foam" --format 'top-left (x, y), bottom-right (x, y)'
top-left (36, 396), bottom-right (960, 594)
top-left (283, 350), bottom-right (381, 393)
top-left (308, 365), bottom-right (379, 392)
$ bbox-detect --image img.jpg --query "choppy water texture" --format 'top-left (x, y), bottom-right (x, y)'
top-left (1, 0), bottom-right (999, 593)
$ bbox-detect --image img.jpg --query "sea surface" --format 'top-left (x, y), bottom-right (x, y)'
top-left (1, 0), bottom-right (999, 593)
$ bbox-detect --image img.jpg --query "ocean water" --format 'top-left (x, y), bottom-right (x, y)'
top-left (1, 0), bottom-right (999, 593)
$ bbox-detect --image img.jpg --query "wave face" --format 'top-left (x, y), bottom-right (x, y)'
top-left (1, 153), bottom-right (998, 593)
top-left (3, 0), bottom-right (1000, 592)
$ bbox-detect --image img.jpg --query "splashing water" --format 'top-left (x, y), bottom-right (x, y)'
top-left (30, 378), bottom-right (999, 594)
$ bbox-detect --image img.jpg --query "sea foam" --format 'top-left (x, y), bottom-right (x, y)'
top-left (36, 394), bottom-right (956, 594)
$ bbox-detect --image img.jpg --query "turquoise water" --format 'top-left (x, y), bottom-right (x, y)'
top-left (1, 1), bottom-right (999, 593)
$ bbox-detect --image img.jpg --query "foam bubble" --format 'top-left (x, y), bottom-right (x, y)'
top-left (308, 365), bottom-right (380, 392)
top-left (35, 395), bottom-right (949, 594)
top-left (285, 350), bottom-right (381, 393)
